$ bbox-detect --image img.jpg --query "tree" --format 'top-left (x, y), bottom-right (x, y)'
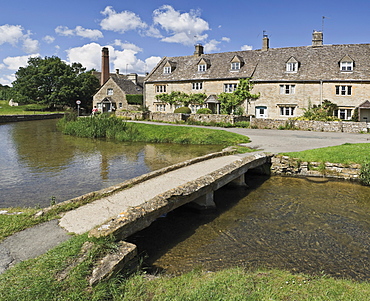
top-left (11, 56), bottom-right (100, 109)
top-left (218, 78), bottom-right (259, 114)
top-left (0, 84), bottom-right (12, 101)
top-left (299, 100), bottom-right (339, 121)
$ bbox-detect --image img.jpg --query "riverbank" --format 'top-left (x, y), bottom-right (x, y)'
top-left (0, 113), bottom-right (64, 123)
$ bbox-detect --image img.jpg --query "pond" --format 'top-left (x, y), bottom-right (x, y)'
top-left (128, 174), bottom-right (370, 281)
top-left (0, 119), bottom-right (222, 208)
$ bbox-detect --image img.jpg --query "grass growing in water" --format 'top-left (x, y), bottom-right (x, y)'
top-left (58, 114), bottom-right (250, 146)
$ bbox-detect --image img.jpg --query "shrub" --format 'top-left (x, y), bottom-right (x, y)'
top-left (196, 108), bottom-right (213, 114)
top-left (360, 162), bottom-right (370, 186)
top-left (126, 94), bottom-right (143, 105)
top-left (174, 107), bottom-right (191, 114)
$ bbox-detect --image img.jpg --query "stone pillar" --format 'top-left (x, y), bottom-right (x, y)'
top-left (192, 192), bottom-right (216, 209)
top-left (230, 174), bottom-right (248, 187)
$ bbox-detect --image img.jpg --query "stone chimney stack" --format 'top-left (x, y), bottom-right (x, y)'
top-left (127, 73), bottom-right (138, 85)
top-left (262, 33), bottom-right (269, 51)
top-left (194, 44), bottom-right (204, 56)
top-left (101, 47), bottom-right (110, 85)
top-left (312, 30), bottom-right (323, 47)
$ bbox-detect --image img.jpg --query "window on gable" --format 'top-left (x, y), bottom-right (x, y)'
top-left (224, 83), bottom-right (238, 93)
top-left (280, 85), bottom-right (295, 95)
top-left (163, 66), bottom-right (171, 74)
top-left (231, 62), bottom-right (240, 70)
top-left (192, 82), bottom-right (203, 90)
top-left (335, 85), bottom-right (352, 95)
top-left (340, 61), bottom-right (353, 71)
top-left (286, 62), bottom-right (298, 72)
top-left (198, 64), bottom-right (207, 72)
top-left (107, 88), bottom-right (113, 95)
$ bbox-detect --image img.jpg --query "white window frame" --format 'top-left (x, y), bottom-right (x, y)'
top-left (286, 62), bottom-right (298, 72)
top-left (335, 85), bottom-right (352, 96)
top-left (198, 64), bottom-right (207, 72)
top-left (224, 83), bottom-right (238, 93)
top-left (163, 66), bottom-right (171, 74)
top-left (192, 82), bottom-right (203, 90)
top-left (156, 104), bottom-right (166, 112)
top-left (230, 62), bottom-right (240, 70)
top-left (156, 85), bottom-right (166, 93)
top-left (107, 88), bottom-right (113, 95)
top-left (334, 108), bottom-right (352, 120)
top-left (279, 106), bottom-right (296, 116)
top-left (340, 61), bottom-right (353, 72)
top-left (280, 84), bottom-right (295, 95)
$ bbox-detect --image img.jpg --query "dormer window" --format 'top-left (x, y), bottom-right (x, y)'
top-left (198, 64), bottom-right (207, 72)
top-left (231, 62), bottom-right (240, 70)
top-left (340, 55), bottom-right (354, 72)
top-left (286, 57), bottom-right (299, 73)
top-left (230, 55), bottom-right (243, 71)
top-left (163, 66), bottom-right (171, 74)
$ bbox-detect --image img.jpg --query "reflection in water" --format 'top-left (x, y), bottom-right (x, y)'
top-left (128, 175), bottom-right (370, 281)
top-left (0, 119), bottom-right (222, 208)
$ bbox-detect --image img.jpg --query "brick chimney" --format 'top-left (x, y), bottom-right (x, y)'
top-left (194, 44), bottom-right (204, 56)
top-left (312, 31), bottom-right (323, 47)
top-left (101, 47), bottom-right (110, 85)
top-left (262, 33), bottom-right (269, 51)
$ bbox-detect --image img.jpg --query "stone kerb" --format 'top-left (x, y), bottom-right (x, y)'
top-left (88, 154), bottom-right (272, 241)
top-left (0, 113), bottom-right (64, 123)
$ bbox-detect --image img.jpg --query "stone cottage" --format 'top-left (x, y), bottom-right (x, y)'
top-left (92, 48), bottom-right (145, 113)
top-left (144, 31), bottom-right (370, 121)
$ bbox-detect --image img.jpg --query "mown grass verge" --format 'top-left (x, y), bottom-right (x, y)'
top-left (0, 232), bottom-right (368, 301)
top-left (280, 143), bottom-right (370, 165)
top-left (57, 114), bottom-right (250, 147)
top-left (0, 100), bottom-right (59, 115)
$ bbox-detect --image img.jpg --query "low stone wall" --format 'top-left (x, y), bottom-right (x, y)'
top-left (187, 114), bottom-right (249, 124)
top-left (271, 155), bottom-right (361, 180)
top-left (250, 118), bottom-right (368, 133)
top-left (0, 113), bottom-right (64, 123)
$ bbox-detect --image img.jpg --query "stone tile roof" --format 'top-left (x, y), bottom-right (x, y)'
top-left (111, 77), bottom-right (143, 95)
top-left (145, 43), bottom-right (370, 83)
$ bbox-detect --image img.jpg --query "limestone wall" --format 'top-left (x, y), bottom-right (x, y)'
top-left (271, 155), bottom-right (361, 180)
top-left (250, 118), bottom-right (368, 133)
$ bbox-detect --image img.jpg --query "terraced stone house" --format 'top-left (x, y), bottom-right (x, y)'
top-left (144, 31), bottom-right (370, 121)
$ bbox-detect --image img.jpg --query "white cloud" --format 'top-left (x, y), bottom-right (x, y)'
top-left (241, 45), bottom-right (253, 51)
top-left (66, 43), bottom-right (102, 70)
top-left (113, 40), bottom-right (142, 52)
top-left (0, 74), bottom-right (15, 86)
top-left (222, 37), bottom-right (230, 42)
top-left (55, 26), bottom-right (103, 40)
top-left (22, 36), bottom-right (39, 53)
top-left (0, 24), bottom-right (24, 45)
top-left (152, 5), bottom-right (209, 45)
top-left (43, 35), bottom-right (55, 44)
top-left (3, 54), bottom-right (40, 71)
top-left (204, 39), bottom-right (220, 52)
top-left (100, 6), bottom-right (147, 33)
top-left (145, 25), bottom-right (163, 38)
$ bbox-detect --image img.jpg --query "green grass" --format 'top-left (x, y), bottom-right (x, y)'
top-left (281, 143), bottom-right (370, 165)
top-left (58, 115), bottom-right (250, 147)
top-left (0, 100), bottom-right (53, 115)
top-left (0, 232), bottom-right (368, 301)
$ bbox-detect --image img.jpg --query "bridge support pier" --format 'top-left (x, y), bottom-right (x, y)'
top-left (192, 191), bottom-right (216, 209)
top-left (230, 173), bottom-right (248, 187)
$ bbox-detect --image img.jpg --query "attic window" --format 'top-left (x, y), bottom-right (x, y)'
top-left (198, 64), bottom-right (207, 72)
top-left (107, 88), bottom-right (113, 95)
top-left (163, 66), bottom-right (171, 74)
top-left (340, 61), bottom-right (353, 71)
top-left (231, 62), bottom-right (240, 70)
top-left (230, 55), bottom-right (243, 71)
top-left (340, 55), bottom-right (354, 72)
top-left (286, 57), bottom-right (299, 73)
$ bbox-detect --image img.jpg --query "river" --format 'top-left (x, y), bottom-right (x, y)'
top-left (0, 119), bottom-right (222, 208)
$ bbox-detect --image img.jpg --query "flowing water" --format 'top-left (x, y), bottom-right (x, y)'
top-left (128, 175), bottom-right (370, 281)
top-left (0, 119), bottom-right (222, 208)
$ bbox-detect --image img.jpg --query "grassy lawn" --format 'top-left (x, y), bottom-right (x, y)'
top-left (0, 232), bottom-right (368, 300)
top-left (0, 100), bottom-right (57, 115)
top-left (280, 143), bottom-right (370, 165)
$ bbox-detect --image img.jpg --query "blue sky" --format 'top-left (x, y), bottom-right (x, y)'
top-left (1, 0), bottom-right (370, 86)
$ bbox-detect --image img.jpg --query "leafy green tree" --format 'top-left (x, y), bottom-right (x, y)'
top-left (218, 78), bottom-right (259, 114)
top-left (11, 56), bottom-right (100, 109)
top-left (299, 100), bottom-right (339, 121)
top-left (0, 84), bottom-right (12, 100)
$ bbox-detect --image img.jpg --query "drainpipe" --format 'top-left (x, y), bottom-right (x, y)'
top-left (320, 80), bottom-right (323, 105)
